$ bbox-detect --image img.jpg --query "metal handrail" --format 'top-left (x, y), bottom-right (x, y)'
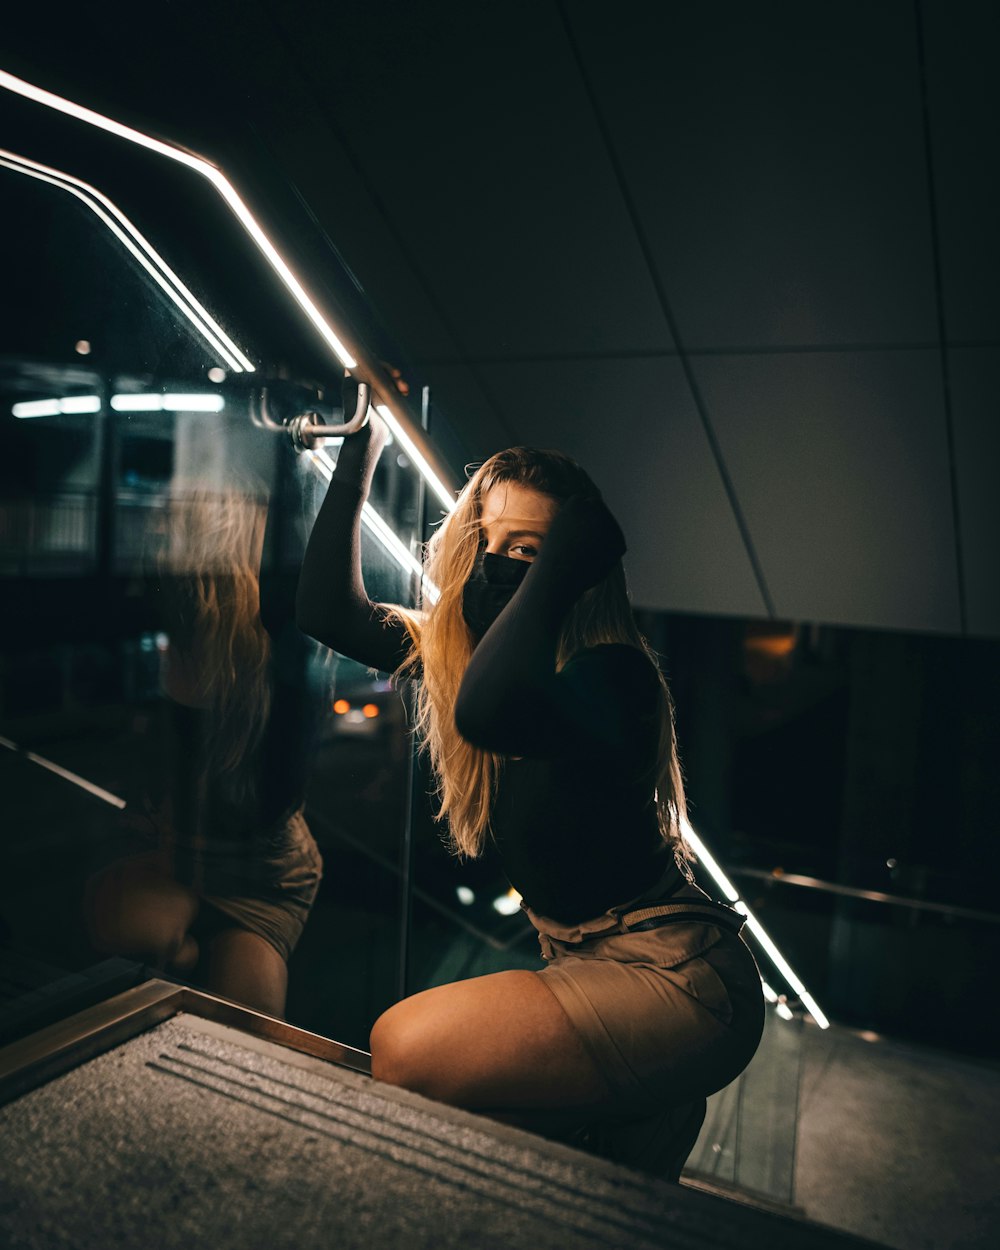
top-left (731, 865), bottom-right (1000, 925)
top-left (250, 378), bottom-right (371, 451)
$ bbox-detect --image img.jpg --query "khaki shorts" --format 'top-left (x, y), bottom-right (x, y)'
top-left (523, 870), bottom-right (765, 1177)
top-left (143, 809), bottom-right (323, 963)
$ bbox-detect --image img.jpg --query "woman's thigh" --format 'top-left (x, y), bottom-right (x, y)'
top-left (370, 969), bottom-right (613, 1112)
top-left (84, 851), bottom-right (199, 960)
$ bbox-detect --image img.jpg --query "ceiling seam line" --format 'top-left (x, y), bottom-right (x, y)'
top-left (914, 0), bottom-right (967, 634)
top-left (555, 0), bottom-right (775, 617)
top-left (262, 8), bottom-right (519, 455)
top-left (415, 339), bottom-right (995, 368)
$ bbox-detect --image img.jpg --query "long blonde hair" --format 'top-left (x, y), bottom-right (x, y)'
top-left (391, 447), bottom-right (689, 864)
top-left (157, 487), bottom-right (272, 785)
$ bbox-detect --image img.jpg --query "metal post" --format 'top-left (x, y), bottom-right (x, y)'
top-left (395, 386), bottom-right (431, 1003)
top-left (95, 376), bottom-right (115, 583)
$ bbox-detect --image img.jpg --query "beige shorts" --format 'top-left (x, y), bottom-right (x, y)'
top-left (141, 809), bottom-right (323, 963)
top-left (523, 873), bottom-right (764, 1176)
top-left (196, 869), bottom-right (320, 964)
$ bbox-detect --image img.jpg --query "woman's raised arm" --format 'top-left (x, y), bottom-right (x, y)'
top-left (295, 414), bottom-right (412, 673)
top-left (453, 494), bottom-right (654, 760)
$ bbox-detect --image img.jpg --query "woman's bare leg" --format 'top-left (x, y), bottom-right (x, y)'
top-left (84, 853), bottom-right (201, 972)
top-left (369, 970), bottom-right (612, 1123)
top-left (203, 927), bottom-right (288, 1019)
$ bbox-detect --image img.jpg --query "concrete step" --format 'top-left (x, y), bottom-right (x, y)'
top-left (0, 1007), bottom-right (881, 1249)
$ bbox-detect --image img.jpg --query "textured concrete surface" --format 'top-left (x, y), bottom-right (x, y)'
top-left (0, 1013), bottom-right (877, 1249)
top-left (795, 1022), bottom-right (1000, 1250)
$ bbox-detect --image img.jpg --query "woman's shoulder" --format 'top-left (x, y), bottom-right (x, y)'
top-left (560, 643), bottom-right (661, 699)
top-left (562, 642), bottom-right (658, 672)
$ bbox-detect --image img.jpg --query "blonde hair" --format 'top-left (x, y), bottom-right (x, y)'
top-left (157, 487), bottom-right (272, 786)
top-left (390, 447), bottom-right (690, 865)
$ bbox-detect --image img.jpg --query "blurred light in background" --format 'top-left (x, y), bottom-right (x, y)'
top-left (492, 887), bottom-right (523, 916)
top-left (110, 393), bottom-right (225, 413)
top-left (13, 395), bottom-right (100, 417)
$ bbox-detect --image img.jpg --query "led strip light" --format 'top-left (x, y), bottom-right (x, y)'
top-left (2, 67), bottom-right (823, 1025)
top-left (0, 69), bottom-right (458, 519)
top-left (0, 72), bottom-right (447, 599)
top-left (374, 404), bottom-right (456, 515)
top-left (0, 735), bottom-right (126, 809)
top-left (0, 68), bottom-right (356, 371)
top-left (0, 149), bottom-right (253, 372)
top-left (682, 818), bottom-right (830, 1028)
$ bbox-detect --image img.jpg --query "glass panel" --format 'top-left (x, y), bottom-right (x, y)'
top-left (0, 93), bottom-right (429, 1049)
top-left (684, 1011), bottom-right (803, 1203)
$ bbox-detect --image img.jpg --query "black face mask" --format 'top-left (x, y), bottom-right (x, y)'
top-left (462, 550), bottom-right (530, 638)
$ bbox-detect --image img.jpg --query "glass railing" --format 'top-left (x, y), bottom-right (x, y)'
top-left (0, 72), bottom-right (440, 1049)
top-left (684, 1009), bottom-right (803, 1204)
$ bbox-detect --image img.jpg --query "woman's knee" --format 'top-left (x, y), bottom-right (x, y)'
top-left (369, 1003), bottom-right (442, 1098)
top-left (83, 860), bottom-right (193, 964)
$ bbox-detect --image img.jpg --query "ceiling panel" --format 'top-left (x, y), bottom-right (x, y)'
top-left (268, 0), bottom-right (675, 359)
top-left (566, 0), bottom-right (939, 351)
top-left (422, 362), bottom-right (519, 473)
top-left (469, 356), bottom-right (768, 619)
top-left (222, 33), bottom-right (463, 367)
top-left (922, 0), bottom-right (1000, 342)
top-left (948, 348), bottom-right (1000, 638)
top-left (692, 350), bottom-right (962, 633)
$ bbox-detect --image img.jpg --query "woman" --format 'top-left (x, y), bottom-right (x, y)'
top-left (85, 483), bottom-right (325, 1019)
top-left (296, 414), bottom-right (764, 1178)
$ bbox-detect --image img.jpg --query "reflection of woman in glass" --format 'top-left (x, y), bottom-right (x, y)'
top-left (85, 484), bottom-right (324, 1018)
top-left (296, 415), bottom-right (764, 1178)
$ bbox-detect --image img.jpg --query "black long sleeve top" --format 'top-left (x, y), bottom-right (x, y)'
top-left (296, 467), bottom-right (679, 923)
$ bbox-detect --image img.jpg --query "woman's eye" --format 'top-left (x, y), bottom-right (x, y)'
top-left (509, 543), bottom-right (538, 559)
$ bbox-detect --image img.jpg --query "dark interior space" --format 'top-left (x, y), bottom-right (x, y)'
top-left (2, 4), bottom-right (998, 1248)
